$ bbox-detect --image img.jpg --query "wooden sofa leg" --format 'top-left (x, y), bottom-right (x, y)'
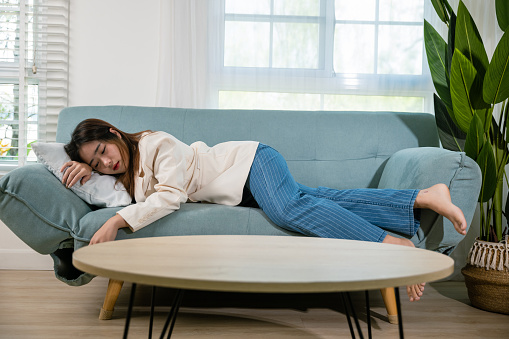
top-left (380, 287), bottom-right (398, 324)
top-left (99, 279), bottom-right (124, 320)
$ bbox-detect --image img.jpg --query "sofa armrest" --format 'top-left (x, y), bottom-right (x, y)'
top-left (378, 147), bottom-right (481, 253)
top-left (0, 164), bottom-right (92, 254)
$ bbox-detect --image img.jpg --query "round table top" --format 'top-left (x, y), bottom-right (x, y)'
top-left (72, 235), bottom-right (454, 293)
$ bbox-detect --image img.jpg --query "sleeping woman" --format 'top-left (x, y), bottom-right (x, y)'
top-left (61, 118), bottom-right (467, 302)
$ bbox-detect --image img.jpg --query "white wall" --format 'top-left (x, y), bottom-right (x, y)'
top-left (0, 0), bottom-right (161, 269)
top-left (68, 0), bottom-right (160, 107)
top-left (0, 224), bottom-right (54, 269)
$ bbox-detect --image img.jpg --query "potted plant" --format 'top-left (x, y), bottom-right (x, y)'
top-left (424, 0), bottom-right (509, 314)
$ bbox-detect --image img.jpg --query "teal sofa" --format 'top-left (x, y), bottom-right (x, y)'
top-left (0, 106), bottom-right (481, 319)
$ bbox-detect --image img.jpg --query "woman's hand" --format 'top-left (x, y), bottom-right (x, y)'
top-left (60, 161), bottom-right (92, 188)
top-left (89, 214), bottom-right (129, 245)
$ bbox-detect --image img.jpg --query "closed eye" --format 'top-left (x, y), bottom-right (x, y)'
top-left (94, 145), bottom-right (106, 168)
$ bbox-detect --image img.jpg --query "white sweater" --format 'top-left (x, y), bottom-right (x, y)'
top-left (117, 131), bottom-right (259, 231)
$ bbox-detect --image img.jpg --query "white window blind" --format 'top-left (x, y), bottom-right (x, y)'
top-left (0, 0), bottom-right (68, 171)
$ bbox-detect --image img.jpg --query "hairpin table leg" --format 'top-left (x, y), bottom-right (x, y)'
top-left (365, 290), bottom-right (372, 339)
top-left (149, 286), bottom-right (156, 339)
top-left (160, 289), bottom-right (185, 339)
top-left (346, 292), bottom-right (363, 338)
top-left (395, 287), bottom-right (404, 339)
top-left (123, 283), bottom-right (137, 339)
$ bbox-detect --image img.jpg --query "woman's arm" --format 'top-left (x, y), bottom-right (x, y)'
top-left (89, 214), bottom-right (129, 245)
top-left (89, 133), bottom-right (189, 244)
top-left (60, 161), bottom-right (92, 188)
top-left (117, 133), bottom-right (190, 232)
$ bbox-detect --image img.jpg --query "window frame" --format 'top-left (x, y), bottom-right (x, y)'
top-left (0, 0), bottom-right (69, 173)
top-left (0, 0), bottom-right (27, 172)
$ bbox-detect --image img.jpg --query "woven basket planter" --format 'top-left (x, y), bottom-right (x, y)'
top-left (461, 236), bottom-right (509, 314)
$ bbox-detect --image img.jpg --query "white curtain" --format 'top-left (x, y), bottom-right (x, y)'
top-left (156, 0), bottom-right (210, 108)
top-left (156, 0), bottom-right (500, 112)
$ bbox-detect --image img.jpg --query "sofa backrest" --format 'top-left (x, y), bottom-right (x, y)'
top-left (57, 106), bottom-right (440, 189)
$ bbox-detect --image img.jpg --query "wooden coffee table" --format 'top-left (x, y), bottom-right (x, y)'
top-left (73, 235), bottom-right (454, 338)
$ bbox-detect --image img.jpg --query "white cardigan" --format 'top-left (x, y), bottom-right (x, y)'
top-left (117, 131), bottom-right (259, 232)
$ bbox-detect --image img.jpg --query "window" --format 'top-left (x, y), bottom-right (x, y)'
top-left (223, 0), bottom-right (322, 70)
top-left (212, 0), bottom-right (432, 112)
top-left (0, 0), bottom-right (69, 171)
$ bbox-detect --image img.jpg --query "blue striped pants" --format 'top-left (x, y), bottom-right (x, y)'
top-left (247, 144), bottom-right (420, 243)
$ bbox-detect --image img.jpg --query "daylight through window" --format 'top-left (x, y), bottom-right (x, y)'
top-left (215, 0), bottom-right (430, 112)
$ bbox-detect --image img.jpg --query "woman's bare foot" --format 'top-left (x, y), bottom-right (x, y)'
top-left (414, 183), bottom-right (467, 236)
top-left (380, 184), bottom-right (464, 302)
top-left (383, 234), bottom-right (426, 302)
top-left (407, 282), bottom-right (426, 302)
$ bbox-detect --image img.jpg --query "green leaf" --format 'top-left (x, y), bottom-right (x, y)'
top-left (483, 30), bottom-right (509, 104)
top-left (503, 100), bottom-right (509, 145)
top-left (424, 20), bottom-right (452, 111)
top-left (477, 139), bottom-right (497, 203)
top-left (489, 118), bottom-right (509, 163)
top-left (450, 49), bottom-right (477, 132)
top-left (496, 0), bottom-right (509, 32)
top-left (455, 1), bottom-right (489, 75)
top-left (455, 0), bottom-right (490, 109)
top-left (442, 0), bottom-right (454, 17)
top-left (27, 140), bottom-right (37, 156)
top-left (480, 107), bottom-right (492, 134)
top-left (434, 94), bottom-right (465, 151)
top-left (464, 113), bottom-right (483, 160)
top-left (504, 190), bottom-right (509, 222)
top-left (446, 12), bottom-right (456, 78)
top-left (431, 0), bottom-right (449, 24)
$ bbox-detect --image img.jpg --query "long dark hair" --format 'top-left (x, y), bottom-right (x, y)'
top-left (64, 119), bottom-right (150, 198)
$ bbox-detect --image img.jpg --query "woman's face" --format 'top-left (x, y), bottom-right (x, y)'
top-left (78, 129), bottom-right (126, 175)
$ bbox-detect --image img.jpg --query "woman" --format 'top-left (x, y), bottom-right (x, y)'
top-left (62, 118), bottom-right (467, 302)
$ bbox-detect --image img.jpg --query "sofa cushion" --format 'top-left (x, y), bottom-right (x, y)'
top-left (73, 203), bottom-right (300, 250)
top-left (32, 142), bottom-right (131, 207)
top-left (0, 164), bottom-right (91, 254)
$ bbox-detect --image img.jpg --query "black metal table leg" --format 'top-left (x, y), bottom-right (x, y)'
top-left (346, 293), bottom-right (363, 338)
top-left (167, 290), bottom-right (184, 338)
top-left (395, 287), bottom-right (404, 339)
top-left (341, 293), bottom-right (356, 338)
top-left (126, 286), bottom-right (401, 339)
top-left (365, 291), bottom-right (372, 339)
top-left (123, 283), bottom-right (137, 339)
top-left (149, 286), bottom-right (156, 339)
top-left (160, 289), bottom-right (184, 339)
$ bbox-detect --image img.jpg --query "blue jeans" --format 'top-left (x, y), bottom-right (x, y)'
top-left (247, 144), bottom-right (420, 243)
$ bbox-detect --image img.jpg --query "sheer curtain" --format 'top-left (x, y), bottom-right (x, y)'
top-left (156, 0), bottom-right (498, 113)
top-left (156, 0), bottom-right (210, 108)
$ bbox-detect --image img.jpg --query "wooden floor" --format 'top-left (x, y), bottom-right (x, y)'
top-left (0, 270), bottom-right (507, 338)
